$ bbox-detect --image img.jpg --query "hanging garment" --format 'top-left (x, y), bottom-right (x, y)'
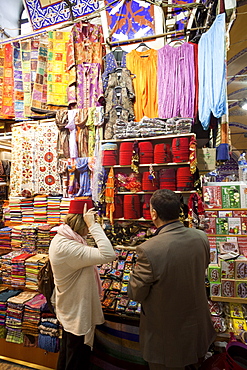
top-left (75, 108), bottom-right (89, 158)
top-left (55, 110), bottom-right (70, 159)
top-left (158, 43), bottom-right (195, 119)
top-left (76, 63), bottom-right (103, 109)
top-left (47, 31), bottom-right (70, 108)
top-left (1, 43), bottom-right (15, 119)
top-left (198, 13), bottom-right (227, 130)
top-left (74, 157), bottom-right (92, 197)
top-left (126, 48), bottom-right (158, 122)
top-left (102, 50), bottom-right (128, 91)
top-left (105, 167), bottom-right (115, 224)
top-left (13, 42), bottom-right (24, 120)
top-left (65, 110), bottom-right (78, 159)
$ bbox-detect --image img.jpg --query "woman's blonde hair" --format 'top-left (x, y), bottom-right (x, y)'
top-left (63, 213), bottom-right (87, 236)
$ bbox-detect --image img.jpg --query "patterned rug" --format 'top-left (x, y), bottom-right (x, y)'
top-left (0, 358), bottom-right (49, 370)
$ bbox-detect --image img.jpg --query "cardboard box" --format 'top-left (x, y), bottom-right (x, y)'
top-left (233, 210), bottom-right (247, 217)
top-left (229, 303), bottom-right (245, 319)
top-left (216, 218), bottom-right (228, 235)
top-left (228, 217), bottom-right (241, 235)
top-left (208, 265), bottom-right (221, 283)
top-left (210, 247), bottom-right (218, 264)
top-left (205, 210), bottom-right (218, 218)
top-left (203, 186), bottom-right (222, 209)
top-left (221, 279), bottom-right (235, 297)
top-left (205, 218), bottom-right (216, 234)
top-left (235, 280), bottom-right (247, 299)
top-left (219, 210), bottom-right (233, 217)
top-left (240, 184), bottom-right (247, 208)
top-left (232, 318), bottom-right (247, 333)
top-left (241, 218), bottom-right (247, 235)
top-left (221, 185), bottom-right (241, 209)
top-left (210, 283), bottom-right (221, 297)
top-left (235, 259), bottom-right (247, 280)
top-left (237, 236), bottom-right (247, 258)
top-left (220, 259), bottom-right (235, 279)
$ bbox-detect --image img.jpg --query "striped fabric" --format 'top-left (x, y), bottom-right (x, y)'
top-left (91, 319), bottom-right (149, 370)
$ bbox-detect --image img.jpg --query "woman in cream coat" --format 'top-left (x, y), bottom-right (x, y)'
top-left (49, 199), bottom-right (115, 370)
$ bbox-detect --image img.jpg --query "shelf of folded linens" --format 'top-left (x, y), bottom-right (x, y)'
top-left (205, 234), bottom-right (247, 237)
top-left (104, 162), bottom-right (190, 168)
top-left (100, 133), bottom-right (196, 143)
top-left (211, 296), bottom-right (247, 304)
top-left (116, 190), bottom-right (197, 195)
top-left (0, 283), bottom-right (40, 294)
top-left (205, 208), bottom-right (247, 211)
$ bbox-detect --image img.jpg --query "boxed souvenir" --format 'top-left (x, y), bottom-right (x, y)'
top-left (221, 279), bottom-right (235, 297)
top-left (240, 183), bottom-right (247, 208)
top-left (221, 185), bottom-right (241, 209)
top-left (210, 247), bottom-right (218, 264)
top-left (228, 217), bottom-right (241, 235)
top-left (229, 303), bottom-right (245, 319)
top-left (237, 236), bottom-right (247, 258)
top-left (203, 186), bottom-right (222, 209)
top-left (208, 265), bottom-right (221, 283)
top-left (235, 259), bottom-right (247, 280)
top-left (205, 218), bottom-right (216, 234)
top-left (216, 218), bottom-right (228, 235)
top-left (210, 283), bottom-right (221, 297)
top-left (235, 281), bottom-right (247, 298)
top-left (205, 210), bottom-right (218, 218)
top-left (219, 210), bottom-right (233, 217)
top-left (219, 241), bottom-right (239, 254)
top-left (233, 210), bottom-right (247, 217)
top-left (220, 259), bottom-right (235, 279)
top-left (232, 318), bottom-right (247, 333)
top-left (241, 217), bottom-right (247, 234)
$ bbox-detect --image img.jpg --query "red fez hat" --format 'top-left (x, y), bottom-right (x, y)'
top-left (69, 198), bottom-right (94, 214)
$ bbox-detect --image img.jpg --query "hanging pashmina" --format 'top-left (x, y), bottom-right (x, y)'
top-left (31, 39), bottom-right (49, 115)
top-left (75, 157), bottom-right (92, 197)
top-left (55, 110), bottom-right (70, 159)
top-left (105, 167), bottom-right (115, 225)
top-left (13, 42), bottom-right (24, 120)
top-left (0, 47), bottom-right (4, 116)
top-left (2, 44), bottom-right (15, 119)
top-left (35, 120), bottom-right (62, 194)
top-left (10, 122), bottom-right (38, 197)
top-left (47, 31), bottom-right (70, 108)
top-left (76, 63), bottom-right (103, 109)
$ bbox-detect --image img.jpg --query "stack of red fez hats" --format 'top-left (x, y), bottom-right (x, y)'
top-left (176, 167), bottom-right (194, 191)
top-left (113, 195), bottom-right (123, 219)
top-left (119, 142), bottom-right (133, 165)
top-left (123, 194), bottom-right (141, 219)
top-left (172, 137), bottom-right (190, 163)
top-left (159, 168), bottom-right (176, 190)
top-left (102, 143), bottom-right (118, 166)
top-left (154, 143), bottom-right (172, 163)
top-left (142, 194), bottom-right (152, 220)
top-left (139, 141), bottom-right (153, 164)
top-left (142, 171), bottom-right (159, 191)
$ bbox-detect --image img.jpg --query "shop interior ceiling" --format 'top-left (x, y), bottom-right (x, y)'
top-left (0, 0), bottom-right (247, 154)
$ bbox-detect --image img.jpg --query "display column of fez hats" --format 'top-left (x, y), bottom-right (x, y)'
top-left (69, 199), bottom-right (94, 214)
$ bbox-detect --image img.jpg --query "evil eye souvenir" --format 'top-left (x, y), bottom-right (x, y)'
top-left (122, 272), bottom-right (130, 281)
top-left (128, 300), bottom-right (138, 310)
top-left (121, 283), bottom-right (128, 293)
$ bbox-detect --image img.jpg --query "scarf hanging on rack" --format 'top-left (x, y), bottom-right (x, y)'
top-left (13, 42), bottom-right (25, 120)
top-left (75, 157), bottom-right (92, 197)
top-left (105, 167), bottom-right (115, 225)
top-left (2, 44), bottom-right (14, 119)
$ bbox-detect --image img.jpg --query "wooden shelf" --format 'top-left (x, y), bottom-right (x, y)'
top-left (101, 133), bottom-right (195, 143)
top-left (211, 296), bottom-right (247, 304)
top-left (205, 208), bottom-right (247, 211)
top-left (206, 234), bottom-right (247, 237)
top-left (116, 191), bottom-right (196, 195)
top-left (104, 162), bottom-right (190, 168)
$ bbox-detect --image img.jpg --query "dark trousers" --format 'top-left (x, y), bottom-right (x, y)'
top-left (56, 328), bottom-right (91, 370)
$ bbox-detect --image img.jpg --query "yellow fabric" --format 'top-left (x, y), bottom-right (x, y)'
top-left (126, 49), bottom-right (158, 122)
top-left (105, 167), bottom-right (115, 224)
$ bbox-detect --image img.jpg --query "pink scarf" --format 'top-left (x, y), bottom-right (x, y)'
top-left (56, 223), bottom-right (102, 296)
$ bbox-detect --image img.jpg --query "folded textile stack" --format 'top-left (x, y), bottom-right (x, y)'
top-left (3, 200), bottom-right (10, 223)
top-left (50, 225), bottom-right (59, 242)
top-left (11, 225), bottom-right (24, 250)
top-left (20, 197), bottom-right (34, 223)
top-left (1, 251), bottom-right (23, 285)
top-left (0, 289), bottom-right (22, 338)
top-left (25, 254), bottom-right (48, 290)
top-left (60, 197), bottom-right (71, 222)
top-left (0, 227), bottom-right (12, 252)
top-left (36, 224), bottom-right (52, 253)
top-left (33, 195), bottom-right (47, 223)
top-left (21, 225), bottom-right (37, 253)
top-left (5, 291), bottom-right (37, 344)
top-left (47, 196), bottom-right (62, 224)
top-left (22, 294), bottom-right (46, 337)
top-left (11, 252), bottom-right (34, 288)
top-left (38, 302), bottom-right (60, 353)
top-left (9, 197), bottom-right (23, 223)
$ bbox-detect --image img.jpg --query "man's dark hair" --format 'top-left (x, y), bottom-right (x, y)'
top-left (150, 189), bottom-right (180, 221)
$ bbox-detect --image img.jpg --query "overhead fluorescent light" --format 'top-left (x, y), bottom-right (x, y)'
top-left (240, 99), bottom-right (247, 110)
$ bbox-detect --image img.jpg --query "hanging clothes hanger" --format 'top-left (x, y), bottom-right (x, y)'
top-left (167, 36), bottom-right (185, 47)
top-left (135, 42), bottom-right (151, 51)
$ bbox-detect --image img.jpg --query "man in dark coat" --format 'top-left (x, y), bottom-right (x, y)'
top-left (128, 189), bottom-right (216, 370)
